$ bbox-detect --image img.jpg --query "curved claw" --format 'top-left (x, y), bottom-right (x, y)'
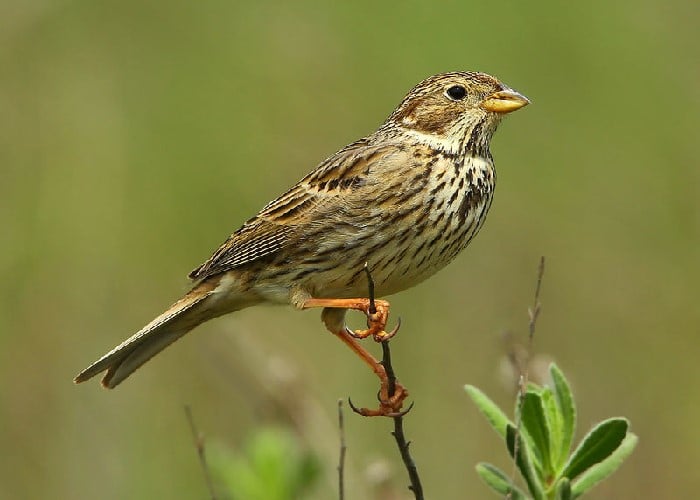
top-left (390, 401), bottom-right (415, 418)
top-left (347, 397), bottom-right (376, 416)
top-left (347, 397), bottom-right (415, 418)
top-left (344, 317), bottom-right (403, 342)
top-left (344, 325), bottom-right (368, 339)
top-left (374, 317), bottom-right (401, 342)
top-left (343, 325), bottom-right (375, 340)
top-left (347, 397), bottom-right (361, 414)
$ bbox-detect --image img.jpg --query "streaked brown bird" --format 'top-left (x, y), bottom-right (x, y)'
top-left (75, 71), bottom-right (529, 416)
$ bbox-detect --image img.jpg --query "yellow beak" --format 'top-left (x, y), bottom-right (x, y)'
top-left (481, 88), bottom-right (530, 114)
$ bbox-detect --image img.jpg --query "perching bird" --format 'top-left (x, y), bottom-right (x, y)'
top-left (75, 71), bottom-right (529, 416)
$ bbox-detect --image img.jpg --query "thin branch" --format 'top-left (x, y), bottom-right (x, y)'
top-left (337, 399), bottom-right (347, 500)
top-left (528, 256), bottom-right (545, 342)
top-left (184, 405), bottom-right (218, 500)
top-left (508, 256), bottom-right (545, 499)
top-left (381, 342), bottom-right (423, 499)
top-left (361, 264), bottom-right (423, 498)
top-left (363, 262), bottom-right (377, 314)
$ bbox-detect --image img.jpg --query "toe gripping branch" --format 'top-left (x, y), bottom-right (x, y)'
top-left (301, 264), bottom-right (412, 416)
top-left (347, 338), bottom-right (415, 417)
top-left (345, 263), bottom-right (401, 342)
top-left (346, 264), bottom-right (413, 417)
top-left (344, 304), bottom-right (402, 342)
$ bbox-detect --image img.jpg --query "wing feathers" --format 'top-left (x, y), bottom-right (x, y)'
top-left (189, 141), bottom-right (399, 281)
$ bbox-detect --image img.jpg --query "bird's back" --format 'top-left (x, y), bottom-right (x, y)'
top-left (241, 140), bottom-right (496, 301)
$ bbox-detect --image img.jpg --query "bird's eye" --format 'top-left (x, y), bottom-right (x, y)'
top-left (445, 85), bottom-right (467, 101)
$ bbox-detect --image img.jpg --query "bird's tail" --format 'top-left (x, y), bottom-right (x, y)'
top-left (74, 278), bottom-right (225, 389)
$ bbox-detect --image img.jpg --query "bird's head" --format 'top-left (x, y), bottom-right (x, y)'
top-left (385, 72), bottom-right (529, 156)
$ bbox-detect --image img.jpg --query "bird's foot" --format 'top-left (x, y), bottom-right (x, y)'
top-left (348, 379), bottom-right (411, 417)
top-left (344, 299), bottom-right (401, 342)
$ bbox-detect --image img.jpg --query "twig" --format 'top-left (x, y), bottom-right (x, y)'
top-left (184, 405), bottom-right (218, 500)
top-left (528, 256), bottom-right (545, 342)
top-left (508, 256), bottom-right (545, 499)
top-left (362, 263), bottom-right (423, 499)
top-left (363, 262), bottom-right (377, 314)
top-left (382, 342), bottom-right (423, 499)
top-left (337, 399), bottom-right (347, 500)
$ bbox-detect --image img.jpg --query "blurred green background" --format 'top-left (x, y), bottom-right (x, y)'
top-left (1, 0), bottom-right (698, 498)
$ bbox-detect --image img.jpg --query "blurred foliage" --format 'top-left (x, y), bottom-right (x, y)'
top-left (0, 0), bottom-right (698, 498)
top-left (209, 427), bottom-right (321, 500)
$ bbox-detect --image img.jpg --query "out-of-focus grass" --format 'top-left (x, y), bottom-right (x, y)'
top-left (1, 1), bottom-right (698, 498)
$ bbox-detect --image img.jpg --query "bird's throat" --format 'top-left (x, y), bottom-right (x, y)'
top-left (400, 114), bottom-right (498, 160)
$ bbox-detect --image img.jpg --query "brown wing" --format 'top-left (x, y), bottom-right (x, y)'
top-left (188, 138), bottom-right (401, 281)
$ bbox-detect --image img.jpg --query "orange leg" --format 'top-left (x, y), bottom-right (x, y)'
top-left (302, 298), bottom-right (400, 341)
top-left (302, 299), bottom-right (407, 417)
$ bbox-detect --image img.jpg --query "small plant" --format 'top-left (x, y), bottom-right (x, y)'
top-left (465, 363), bottom-right (637, 499)
top-left (208, 427), bottom-right (321, 500)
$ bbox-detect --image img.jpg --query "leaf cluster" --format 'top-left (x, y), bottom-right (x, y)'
top-left (466, 364), bottom-right (637, 499)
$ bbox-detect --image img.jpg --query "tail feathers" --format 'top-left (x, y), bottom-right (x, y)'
top-left (74, 280), bottom-right (219, 389)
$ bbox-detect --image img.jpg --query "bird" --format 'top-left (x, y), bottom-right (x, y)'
top-left (74, 71), bottom-right (529, 416)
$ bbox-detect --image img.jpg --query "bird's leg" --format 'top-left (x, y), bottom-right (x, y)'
top-left (301, 298), bottom-right (400, 342)
top-left (301, 303), bottom-right (408, 417)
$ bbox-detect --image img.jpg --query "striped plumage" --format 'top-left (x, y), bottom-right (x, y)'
top-left (75, 71), bottom-right (528, 391)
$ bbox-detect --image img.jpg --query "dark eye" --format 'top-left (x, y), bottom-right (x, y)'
top-left (445, 85), bottom-right (467, 101)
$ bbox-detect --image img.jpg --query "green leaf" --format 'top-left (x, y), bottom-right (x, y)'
top-left (571, 432), bottom-right (638, 498)
top-left (465, 385), bottom-right (513, 439)
top-left (511, 391), bottom-right (544, 478)
top-left (562, 418), bottom-right (628, 481)
top-left (527, 382), bottom-right (543, 394)
top-left (540, 388), bottom-right (564, 468)
top-left (521, 390), bottom-right (552, 476)
top-left (550, 364), bottom-right (576, 462)
top-left (507, 424), bottom-right (545, 499)
top-left (475, 462), bottom-right (528, 499)
top-left (555, 477), bottom-right (572, 500)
